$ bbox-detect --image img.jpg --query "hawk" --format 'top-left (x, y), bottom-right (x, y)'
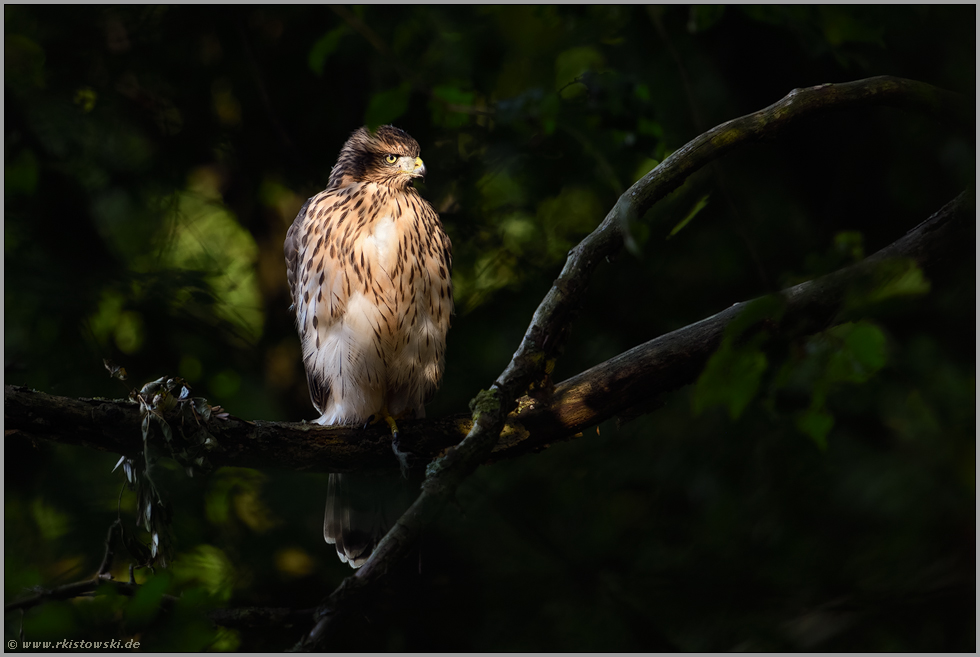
top-left (284, 125), bottom-right (453, 567)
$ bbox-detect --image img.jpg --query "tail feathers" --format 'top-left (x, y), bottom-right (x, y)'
top-left (324, 472), bottom-right (413, 568)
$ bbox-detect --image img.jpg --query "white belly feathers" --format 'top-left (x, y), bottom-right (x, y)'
top-left (301, 188), bottom-right (445, 425)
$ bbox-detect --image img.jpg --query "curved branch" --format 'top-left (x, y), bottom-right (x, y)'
top-left (292, 76), bottom-right (972, 649)
top-left (501, 76), bottom-right (971, 395)
top-left (5, 187), bottom-right (970, 475)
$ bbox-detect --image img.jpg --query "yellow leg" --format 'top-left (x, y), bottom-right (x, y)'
top-left (377, 406), bottom-right (410, 476)
top-left (380, 407), bottom-right (400, 439)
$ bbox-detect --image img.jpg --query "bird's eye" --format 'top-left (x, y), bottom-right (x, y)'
top-left (385, 154), bottom-right (398, 164)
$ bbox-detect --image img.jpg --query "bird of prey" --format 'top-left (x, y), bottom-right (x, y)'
top-left (284, 125), bottom-right (452, 567)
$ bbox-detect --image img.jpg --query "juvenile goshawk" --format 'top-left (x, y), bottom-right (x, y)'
top-left (284, 125), bottom-right (452, 567)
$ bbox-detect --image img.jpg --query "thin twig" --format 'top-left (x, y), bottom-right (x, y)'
top-left (97, 518), bottom-right (123, 579)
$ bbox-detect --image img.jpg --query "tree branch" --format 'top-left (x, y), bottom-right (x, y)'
top-left (4, 186), bottom-right (971, 471)
top-left (5, 78), bottom-right (971, 477)
top-left (5, 574), bottom-right (314, 633)
top-left (291, 76), bottom-right (972, 649)
top-left (4, 578), bottom-right (179, 614)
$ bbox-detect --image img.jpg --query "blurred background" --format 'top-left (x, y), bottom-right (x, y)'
top-left (4, 5), bottom-right (974, 651)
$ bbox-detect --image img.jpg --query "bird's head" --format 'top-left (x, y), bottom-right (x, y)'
top-left (328, 125), bottom-right (426, 189)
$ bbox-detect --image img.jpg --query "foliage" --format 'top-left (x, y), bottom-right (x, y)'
top-left (4, 5), bottom-right (974, 651)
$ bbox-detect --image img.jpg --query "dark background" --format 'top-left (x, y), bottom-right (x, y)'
top-left (4, 5), bottom-right (974, 651)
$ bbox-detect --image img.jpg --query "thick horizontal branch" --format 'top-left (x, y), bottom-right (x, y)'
top-left (6, 190), bottom-right (971, 477)
top-left (4, 574), bottom-right (313, 632)
top-left (4, 577), bottom-right (178, 614)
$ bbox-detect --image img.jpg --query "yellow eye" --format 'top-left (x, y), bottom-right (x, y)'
top-left (385, 154), bottom-right (397, 164)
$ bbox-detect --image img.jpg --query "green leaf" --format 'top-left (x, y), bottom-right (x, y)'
top-left (308, 25), bottom-right (349, 76)
top-left (364, 82), bottom-right (412, 130)
top-left (818, 5), bottom-right (885, 47)
top-left (156, 415), bottom-right (174, 443)
top-left (667, 193), bottom-right (710, 238)
top-left (172, 544), bottom-right (236, 603)
top-left (693, 341), bottom-right (768, 419)
top-left (125, 572), bottom-right (171, 627)
top-left (637, 117), bottom-right (662, 138)
top-left (555, 45), bottom-right (604, 97)
top-left (833, 230), bottom-right (864, 262)
top-left (432, 84), bottom-right (475, 106)
top-left (688, 5), bottom-right (726, 33)
top-left (539, 92), bottom-right (561, 134)
top-left (826, 321), bottom-right (887, 384)
top-left (725, 294), bottom-right (786, 340)
top-left (5, 148), bottom-right (39, 196)
top-left (796, 406), bottom-right (834, 450)
top-left (430, 84), bottom-right (476, 128)
top-left (5, 34), bottom-right (46, 90)
top-left (867, 260), bottom-right (931, 303)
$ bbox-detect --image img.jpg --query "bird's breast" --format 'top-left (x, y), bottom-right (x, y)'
top-left (364, 213), bottom-right (400, 276)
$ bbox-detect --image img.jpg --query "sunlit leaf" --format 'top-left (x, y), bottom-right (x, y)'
top-left (555, 45), bottom-right (604, 97)
top-left (73, 86), bottom-right (97, 112)
top-left (866, 260), bottom-right (931, 303)
top-left (156, 174), bottom-right (264, 343)
top-left (172, 544), bottom-right (236, 603)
